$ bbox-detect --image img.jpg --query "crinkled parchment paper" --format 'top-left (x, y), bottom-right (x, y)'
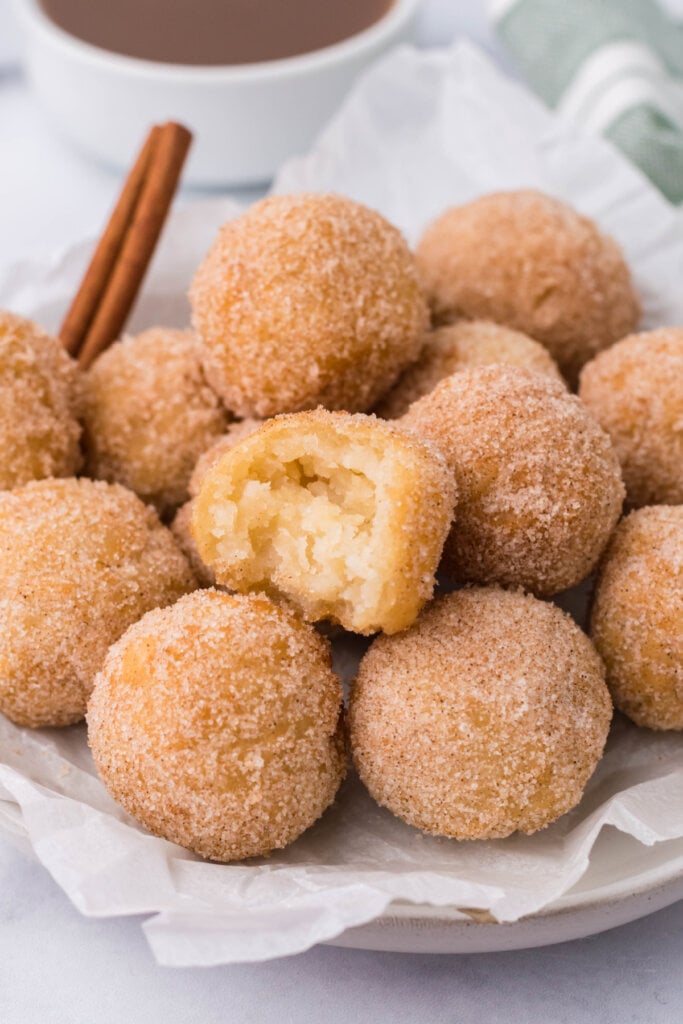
top-left (1, 42), bottom-right (683, 966)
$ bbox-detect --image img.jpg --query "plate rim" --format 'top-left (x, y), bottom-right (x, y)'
top-left (380, 855), bottom-right (683, 925)
top-left (327, 858), bottom-right (683, 953)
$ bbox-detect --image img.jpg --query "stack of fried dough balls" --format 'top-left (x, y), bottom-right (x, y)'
top-left (579, 328), bottom-right (683, 507)
top-left (591, 506), bottom-right (683, 730)
top-left (0, 478), bottom-right (197, 728)
top-left (190, 408), bottom-right (457, 635)
top-left (0, 310), bottom-right (82, 490)
top-left (190, 193), bottom-right (428, 417)
top-left (88, 589), bottom-right (346, 861)
top-left (416, 190), bottom-right (640, 384)
top-left (402, 365), bottom-right (624, 595)
top-left (5, 187), bottom-right (669, 867)
top-left (81, 327), bottom-right (229, 516)
top-left (349, 587), bottom-right (612, 839)
top-left (377, 319), bottom-right (564, 419)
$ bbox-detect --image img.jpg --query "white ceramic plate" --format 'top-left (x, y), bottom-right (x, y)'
top-left (333, 832), bottom-right (683, 953)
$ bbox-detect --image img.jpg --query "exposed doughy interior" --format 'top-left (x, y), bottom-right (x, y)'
top-left (193, 411), bottom-right (455, 634)
top-left (212, 437), bottom-right (386, 623)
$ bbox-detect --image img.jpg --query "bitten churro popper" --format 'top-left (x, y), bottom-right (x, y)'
top-left (190, 193), bottom-right (428, 417)
top-left (191, 409), bottom-right (457, 635)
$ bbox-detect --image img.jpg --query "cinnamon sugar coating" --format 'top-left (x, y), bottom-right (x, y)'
top-left (0, 309), bottom-right (82, 489)
top-left (81, 327), bottom-right (229, 516)
top-left (376, 320), bottom-right (564, 419)
top-left (192, 409), bottom-right (456, 635)
top-left (402, 365), bottom-right (624, 595)
top-left (579, 328), bottom-right (683, 507)
top-left (416, 190), bottom-right (640, 384)
top-left (190, 193), bottom-right (428, 417)
top-left (591, 506), bottom-right (683, 730)
top-left (87, 589), bottom-right (346, 862)
top-left (349, 587), bottom-right (612, 840)
top-left (0, 478), bottom-right (197, 728)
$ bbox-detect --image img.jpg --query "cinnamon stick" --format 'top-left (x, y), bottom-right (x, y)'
top-left (59, 126), bottom-right (161, 357)
top-left (77, 122), bottom-right (192, 369)
top-left (59, 121), bottom-right (193, 368)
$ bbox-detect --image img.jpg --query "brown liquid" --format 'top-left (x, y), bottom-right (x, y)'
top-left (41, 0), bottom-right (395, 66)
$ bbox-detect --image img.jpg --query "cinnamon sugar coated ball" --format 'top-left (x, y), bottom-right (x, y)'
top-left (0, 478), bottom-right (197, 728)
top-left (81, 328), bottom-right (229, 515)
top-left (349, 587), bottom-right (612, 840)
top-left (190, 193), bottom-right (428, 417)
top-left (591, 506), bottom-right (683, 730)
top-left (192, 409), bottom-right (456, 635)
top-left (402, 366), bottom-right (624, 595)
top-left (0, 310), bottom-right (82, 489)
top-left (87, 589), bottom-right (346, 862)
top-left (416, 190), bottom-right (640, 383)
top-left (579, 329), bottom-right (683, 507)
top-left (377, 320), bottom-right (564, 419)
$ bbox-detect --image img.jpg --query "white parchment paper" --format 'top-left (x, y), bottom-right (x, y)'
top-left (1, 42), bottom-right (683, 966)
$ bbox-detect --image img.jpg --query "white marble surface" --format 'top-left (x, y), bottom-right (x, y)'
top-left (1, 0), bottom-right (682, 1019)
top-left (3, 838), bottom-right (683, 1023)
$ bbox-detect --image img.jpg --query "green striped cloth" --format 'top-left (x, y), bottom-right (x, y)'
top-left (491, 0), bottom-right (683, 203)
